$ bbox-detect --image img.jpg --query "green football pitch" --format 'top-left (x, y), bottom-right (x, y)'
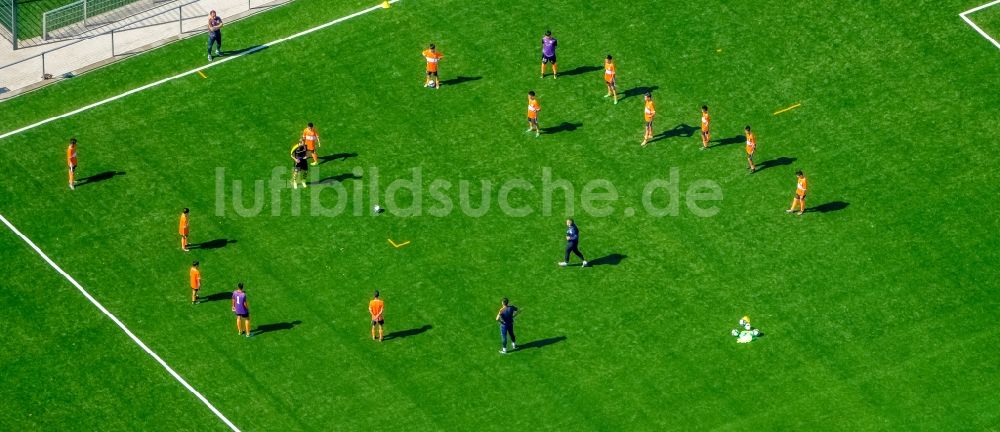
top-left (2, 0), bottom-right (999, 430)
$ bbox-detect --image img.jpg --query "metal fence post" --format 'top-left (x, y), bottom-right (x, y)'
top-left (111, 29), bottom-right (114, 56)
top-left (83, 0), bottom-right (88, 26)
top-left (41, 52), bottom-right (46, 77)
top-left (11, 0), bottom-right (17, 50)
top-left (178, 5), bottom-right (182, 34)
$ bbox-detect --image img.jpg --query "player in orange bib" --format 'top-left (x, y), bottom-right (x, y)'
top-left (301, 123), bottom-right (321, 166)
top-left (604, 55), bottom-right (618, 104)
top-left (641, 92), bottom-right (655, 147)
top-left (422, 43), bottom-right (443, 89)
top-left (369, 290), bottom-right (385, 341)
top-left (787, 170), bottom-right (808, 215)
top-left (179, 208), bottom-right (190, 252)
top-left (526, 91), bottom-right (541, 137)
top-left (66, 138), bottom-right (78, 190)
top-left (700, 106), bottom-right (711, 150)
top-left (745, 125), bottom-right (757, 173)
top-left (189, 261), bottom-right (201, 304)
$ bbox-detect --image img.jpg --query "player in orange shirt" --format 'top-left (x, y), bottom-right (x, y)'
top-left (787, 170), bottom-right (808, 215)
top-left (301, 123), bottom-right (321, 166)
top-left (369, 290), bottom-right (385, 341)
top-left (700, 106), bottom-right (711, 150)
top-left (179, 208), bottom-right (190, 252)
top-left (189, 261), bottom-right (201, 304)
top-left (526, 91), bottom-right (541, 138)
top-left (422, 43), bottom-right (443, 89)
top-left (66, 138), bottom-right (78, 190)
top-left (745, 125), bottom-right (757, 173)
top-left (604, 55), bottom-right (618, 104)
top-left (641, 92), bottom-right (655, 147)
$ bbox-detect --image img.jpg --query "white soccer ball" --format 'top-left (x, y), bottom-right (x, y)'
top-left (744, 324), bottom-right (752, 330)
top-left (427, 81), bottom-right (436, 88)
top-left (373, 205), bottom-right (382, 213)
top-left (752, 329), bottom-right (760, 336)
top-left (731, 329), bottom-right (739, 337)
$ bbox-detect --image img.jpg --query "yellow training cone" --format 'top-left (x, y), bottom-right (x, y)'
top-left (381, 1), bottom-right (390, 8)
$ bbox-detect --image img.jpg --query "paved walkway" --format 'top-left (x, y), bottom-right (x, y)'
top-left (0, 0), bottom-right (289, 100)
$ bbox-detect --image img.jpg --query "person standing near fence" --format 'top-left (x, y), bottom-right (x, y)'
top-left (207, 10), bottom-right (224, 61)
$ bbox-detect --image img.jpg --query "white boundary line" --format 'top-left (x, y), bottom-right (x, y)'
top-left (0, 213), bottom-right (242, 431)
top-left (0, 0), bottom-right (400, 141)
top-left (960, 0), bottom-right (1000, 50)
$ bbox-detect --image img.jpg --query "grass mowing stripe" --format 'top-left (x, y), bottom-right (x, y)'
top-left (0, 0), bottom-right (402, 141)
top-left (0, 212), bottom-right (242, 432)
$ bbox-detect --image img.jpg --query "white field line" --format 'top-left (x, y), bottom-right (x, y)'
top-left (960, 0), bottom-right (1000, 50)
top-left (0, 213), bottom-right (241, 432)
top-left (0, 0), bottom-right (401, 141)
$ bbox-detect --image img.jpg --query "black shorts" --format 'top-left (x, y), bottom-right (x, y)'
top-left (646, 120), bottom-right (654, 128)
top-left (236, 312), bottom-right (250, 318)
top-left (542, 55), bottom-right (556, 64)
top-left (295, 159), bottom-right (308, 171)
top-left (371, 319), bottom-right (384, 325)
top-left (528, 117), bottom-right (538, 124)
top-left (426, 71), bottom-right (438, 76)
top-left (69, 165), bottom-right (76, 172)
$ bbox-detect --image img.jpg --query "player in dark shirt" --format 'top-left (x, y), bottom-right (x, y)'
top-left (559, 219), bottom-right (588, 267)
top-left (496, 297), bottom-right (519, 354)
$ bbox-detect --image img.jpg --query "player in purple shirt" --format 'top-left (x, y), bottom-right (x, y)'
top-left (232, 282), bottom-right (251, 337)
top-left (541, 30), bottom-right (558, 79)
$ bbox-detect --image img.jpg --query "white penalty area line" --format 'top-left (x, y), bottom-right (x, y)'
top-left (960, 0), bottom-right (1000, 50)
top-left (0, 0), bottom-right (402, 141)
top-left (0, 214), bottom-right (241, 432)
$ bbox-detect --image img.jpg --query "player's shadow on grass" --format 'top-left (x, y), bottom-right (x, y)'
top-left (541, 122), bottom-right (582, 135)
top-left (383, 324), bottom-right (432, 341)
top-left (190, 239), bottom-right (236, 250)
top-left (255, 320), bottom-right (302, 335)
top-left (439, 76), bottom-right (482, 86)
top-left (710, 135), bottom-right (744, 148)
top-left (518, 336), bottom-right (566, 350)
top-left (646, 124), bottom-right (697, 145)
top-left (313, 172), bottom-right (362, 185)
top-left (755, 156), bottom-right (796, 173)
top-left (78, 171), bottom-right (125, 186)
top-left (558, 65), bottom-right (602, 77)
top-left (319, 152), bottom-right (358, 165)
top-left (589, 253), bottom-right (626, 266)
top-left (620, 85), bottom-right (659, 101)
top-left (219, 45), bottom-right (268, 56)
top-left (201, 291), bottom-right (232, 302)
top-left (806, 201), bottom-right (849, 213)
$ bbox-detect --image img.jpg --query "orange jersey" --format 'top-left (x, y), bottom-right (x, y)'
top-left (644, 100), bottom-right (656, 122)
top-left (190, 267), bottom-right (201, 289)
top-left (422, 49), bottom-right (443, 72)
top-left (66, 145), bottom-right (77, 166)
top-left (528, 98), bottom-right (540, 119)
top-left (701, 112), bottom-right (710, 132)
top-left (302, 127), bottom-right (319, 151)
top-left (604, 60), bottom-right (616, 82)
top-left (745, 132), bottom-right (756, 154)
top-left (179, 213), bottom-right (189, 235)
top-left (368, 299), bottom-right (384, 319)
top-left (796, 176), bottom-right (808, 196)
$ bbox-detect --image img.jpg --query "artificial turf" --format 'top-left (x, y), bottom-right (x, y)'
top-left (1, 0), bottom-right (999, 430)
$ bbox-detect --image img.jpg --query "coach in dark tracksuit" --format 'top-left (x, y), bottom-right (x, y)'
top-left (496, 297), bottom-right (519, 354)
top-left (559, 219), bottom-right (588, 267)
top-left (207, 10), bottom-right (223, 61)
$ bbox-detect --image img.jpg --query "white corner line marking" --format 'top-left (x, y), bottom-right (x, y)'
top-left (0, 0), bottom-right (402, 141)
top-left (960, 0), bottom-right (1000, 50)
